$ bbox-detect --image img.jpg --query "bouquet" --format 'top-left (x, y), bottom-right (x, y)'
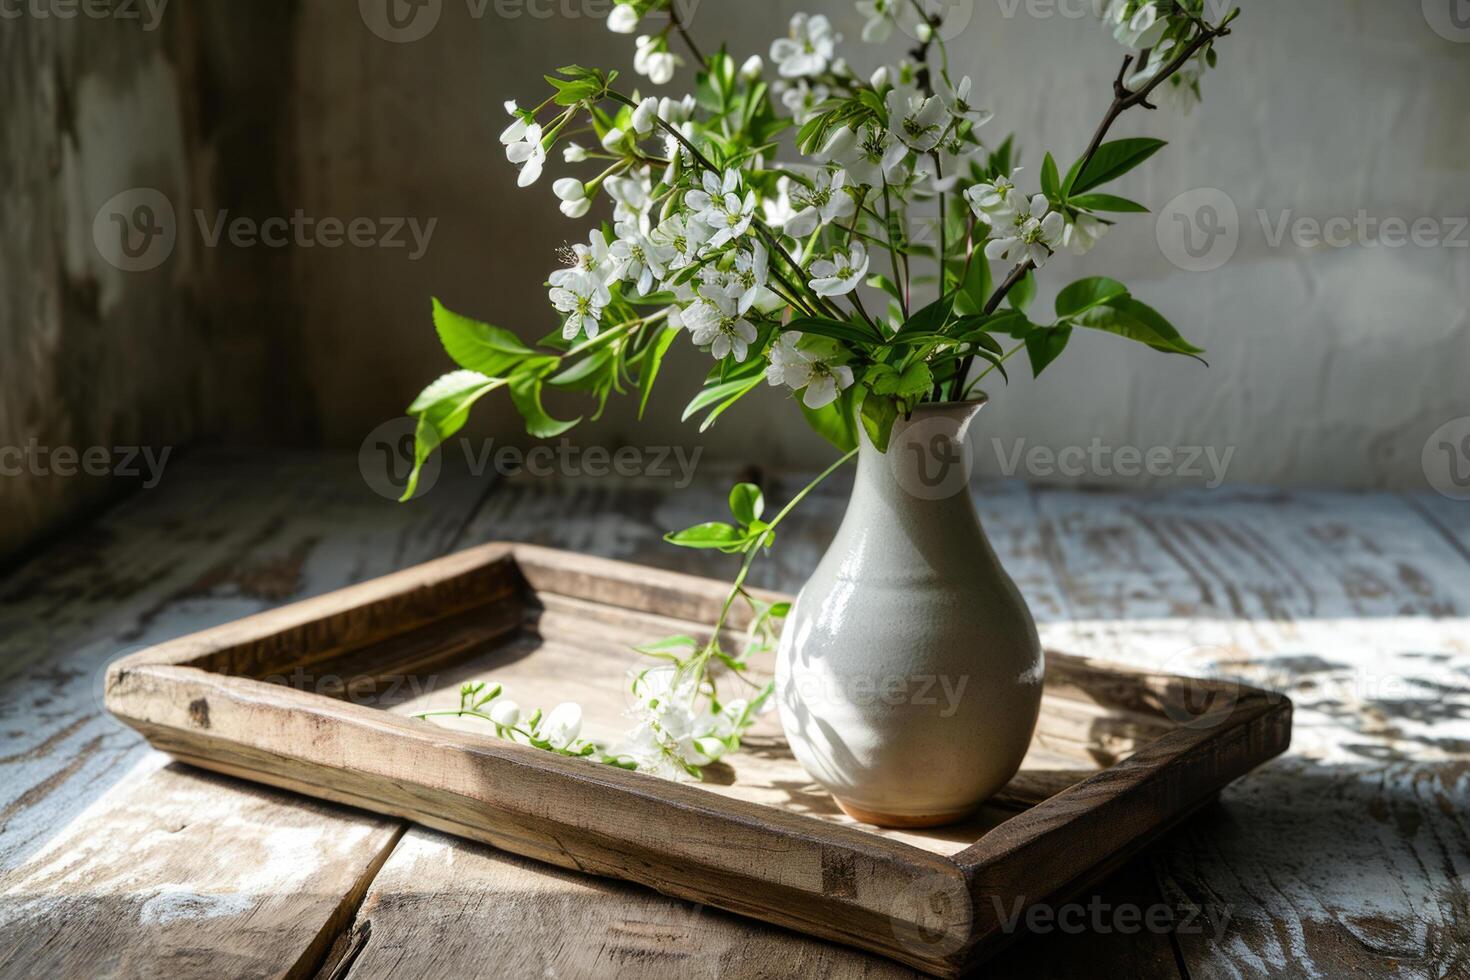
top-left (405, 0), bottom-right (1237, 780)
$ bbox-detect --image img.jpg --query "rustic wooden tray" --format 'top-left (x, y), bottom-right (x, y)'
top-left (105, 542), bottom-right (1291, 977)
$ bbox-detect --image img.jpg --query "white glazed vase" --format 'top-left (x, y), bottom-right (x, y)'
top-left (775, 399), bottom-right (1044, 827)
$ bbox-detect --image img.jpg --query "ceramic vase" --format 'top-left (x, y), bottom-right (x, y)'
top-left (775, 399), bottom-right (1044, 827)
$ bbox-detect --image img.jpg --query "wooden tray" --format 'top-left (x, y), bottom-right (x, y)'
top-left (105, 543), bottom-right (1292, 976)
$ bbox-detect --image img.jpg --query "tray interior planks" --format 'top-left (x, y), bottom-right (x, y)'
top-left (215, 552), bottom-right (1183, 855)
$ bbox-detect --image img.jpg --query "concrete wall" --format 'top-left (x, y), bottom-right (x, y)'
top-left (286, 0), bottom-right (1470, 489)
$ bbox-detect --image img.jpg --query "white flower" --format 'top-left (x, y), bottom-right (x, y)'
top-left (767, 334), bottom-right (854, 409)
top-left (770, 13), bottom-right (839, 79)
top-left (685, 284), bottom-right (758, 361)
top-left (887, 86), bottom-right (948, 153)
top-left (549, 271), bottom-right (611, 340)
top-left (763, 176), bottom-right (798, 228)
top-left (784, 169), bottom-right (856, 238)
top-left (540, 702), bottom-right (583, 749)
top-left (605, 172), bottom-right (654, 228)
top-left (609, 220), bottom-right (675, 296)
top-left (820, 124), bottom-right (905, 187)
top-left (766, 333), bottom-right (814, 389)
top-left (553, 178), bottom-right (586, 203)
top-left (964, 167), bottom-right (1021, 219)
top-left (634, 34), bottom-right (682, 85)
top-left (505, 122), bottom-right (546, 187)
top-left (1063, 212), bottom-right (1110, 255)
top-left (985, 193), bottom-right (1065, 268)
top-left (560, 198), bottom-right (592, 218)
top-left (601, 126), bottom-right (627, 153)
top-left (732, 241), bottom-right (771, 314)
top-left (551, 228), bottom-right (614, 287)
top-left (489, 698), bottom-right (520, 728)
top-left (941, 75), bottom-right (994, 128)
top-left (499, 102), bottom-right (529, 145)
top-left (608, 2), bottom-right (639, 33)
top-left (1106, 0), bottom-right (1169, 49)
top-left (856, 0), bottom-right (897, 43)
top-left (780, 80), bottom-right (830, 123)
top-left (658, 94), bottom-right (696, 125)
top-left (563, 141), bottom-right (589, 163)
top-left (650, 211), bottom-right (708, 272)
top-left (809, 242), bottom-right (870, 297)
top-left (631, 96), bottom-right (659, 136)
top-left (686, 168), bottom-right (756, 249)
top-left (870, 64), bottom-right (892, 89)
top-left (739, 54), bottom-right (764, 80)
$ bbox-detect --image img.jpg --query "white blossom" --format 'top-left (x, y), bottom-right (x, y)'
top-left (732, 240), bottom-right (772, 314)
top-left (809, 242), bottom-right (870, 297)
top-left (605, 172), bottom-right (655, 228)
top-left (856, 0), bottom-right (897, 43)
top-left (499, 101), bottom-right (529, 145)
top-left (1063, 212), bottom-right (1110, 255)
top-left (739, 54), bottom-right (764, 80)
top-left (767, 334), bottom-right (854, 409)
top-left (607, 2), bottom-right (639, 33)
top-left (820, 124), bottom-right (905, 187)
top-left (505, 122), bottom-right (546, 187)
top-left (634, 34), bottom-right (681, 85)
top-left (563, 141), bottom-right (589, 163)
top-left (610, 220), bottom-right (676, 296)
top-left (489, 698), bottom-right (520, 728)
top-left (631, 96), bottom-right (659, 136)
top-left (887, 86), bottom-right (949, 153)
top-left (686, 168), bottom-right (756, 249)
top-left (941, 75), bottom-right (994, 128)
top-left (784, 168), bottom-right (856, 238)
top-left (650, 211), bottom-right (708, 273)
top-left (770, 13), bottom-right (839, 79)
top-left (685, 283), bottom-right (758, 361)
top-left (780, 80), bottom-right (831, 123)
top-left (985, 192), bottom-right (1065, 267)
top-left (549, 271), bottom-right (611, 340)
top-left (964, 168), bottom-right (1021, 219)
top-left (551, 228), bottom-right (614, 288)
top-left (540, 703), bottom-right (583, 749)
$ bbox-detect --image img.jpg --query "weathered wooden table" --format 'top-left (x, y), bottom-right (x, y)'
top-left (0, 451), bottom-right (1465, 979)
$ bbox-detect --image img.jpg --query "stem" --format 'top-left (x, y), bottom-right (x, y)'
top-left (882, 178), bottom-right (911, 319)
top-left (666, 0), bottom-right (706, 64)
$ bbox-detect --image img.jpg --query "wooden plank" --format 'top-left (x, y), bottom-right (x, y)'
top-left (1028, 485), bottom-right (1470, 979)
top-left (0, 451), bottom-right (488, 976)
top-left (0, 762), bottom-right (403, 980)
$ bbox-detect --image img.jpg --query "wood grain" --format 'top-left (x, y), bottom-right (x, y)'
top-left (104, 540), bottom-right (1288, 976)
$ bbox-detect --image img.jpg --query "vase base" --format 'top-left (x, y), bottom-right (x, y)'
top-left (835, 798), bottom-right (974, 829)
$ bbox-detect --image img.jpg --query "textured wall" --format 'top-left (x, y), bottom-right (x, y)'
top-left (0, 14), bottom-right (199, 562)
top-left (285, 0), bottom-right (1470, 490)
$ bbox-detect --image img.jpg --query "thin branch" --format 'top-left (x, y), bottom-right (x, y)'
top-left (665, 0), bottom-right (705, 64)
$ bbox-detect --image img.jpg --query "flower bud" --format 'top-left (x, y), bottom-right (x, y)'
top-left (489, 699), bottom-right (520, 728)
top-left (870, 65), bottom-right (891, 89)
top-left (631, 96), bottom-right (659, 136)
top-left (560, 197), bottom-right (592, 219)
top-left (607, 2), bottom-right (639, 34)
top-left (739, 55), bottom-right (764, 80)
top-left (600, 127), bottom-right (626, 152)
top-left (563, 141), bottom-right (588, 163)
top-left (553, 177), bottom-right (586, 202)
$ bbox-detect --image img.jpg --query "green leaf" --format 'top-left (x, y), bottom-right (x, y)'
top-left (637, 325), bottom-right (680, 419)
top-left (691, 375), bottom-right (763, 432)
top-left (1070, 138), bottom-right (1167, 195)
top-left (894, 292), bottom-right (955, 341)
top-left (953, 252), bottom-right (993, 317)
top-left (860, 393), bottom-right (899, 453)
top-left (867, 273), bottom-right (904, 304)
top-left (800, 388), bottom-right (860, 452)
top-left (1026, 325), bottom-right (1073, 378)
top-left (508, 364), bottom-right (581, 438)
top-left (1055, 277), bottom-right (1130, 319)
top-left (402, 370), bottom-right (504, 501)
top-left (664, 522), bottom-right (744, 549)
top-left (729, 483), bottom-right (765, 524)
top-left (785, 316), bottom-right (880, 347)
top-left (1041, 152), bottom-right (1061, 201)
top-left (1068, 193), bottom-right (1148, 213)
top-left (432, 298), bottom-right (534, 376)
top-left (1072, 298), bottom-right (1207, 360)
top-left (1008, 270), bottom-right (1037, 313)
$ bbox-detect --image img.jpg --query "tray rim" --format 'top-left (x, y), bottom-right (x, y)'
top-left (105, 541), bottom-right (1293, 976)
